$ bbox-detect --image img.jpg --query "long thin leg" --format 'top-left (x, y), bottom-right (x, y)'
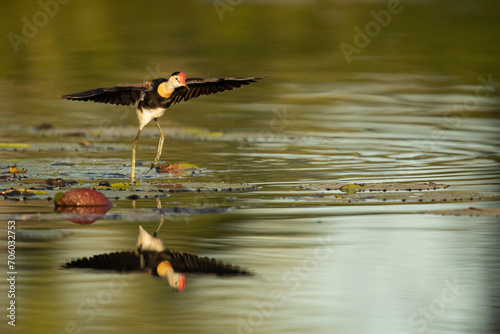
top-left (154, 197), bottom-right (164, 237)
top-left (131, 128), bottom-right (142, 183)
top-left (147, 118), bottom-right (165, 173)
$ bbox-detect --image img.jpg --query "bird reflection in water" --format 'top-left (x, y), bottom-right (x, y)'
top-left (62, 223), bottom-right (252, 290)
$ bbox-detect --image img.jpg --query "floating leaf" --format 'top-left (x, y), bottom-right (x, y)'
top-left (157, 163), bottom-right (199, 172)
top-left (156, 163), bottom-right (201, 176)
top-left (422, 207), bottom-right (500, 217)
top-left (0, 143), bottom-right (31, 148)
top-left (178, 127), bottom-right (223, 138)
top-left (55, 188), bottom-right (112, 207)
top-left (95, 181), bottom-right (137, 190)
top-left (299, 182), bottom-right (449, 192)
top-left (8, 165), bottom-right (27, 174)
top-left (34, 123), bottom-right (54, 130)
top-left (109, 183), bottom-right (134, 190)
top-left (156, 182), bottom-right (257, 193)
top-left (1, 188), bottom-right (47, 197)
top-left (54, 189), bottom-right (112, 224)
top-left (339, 184), bottom-right (360, 194)
top-left (54, 192), bottom-right (64, 203)
top-left (57, 205), bottom-right (112, 224)
top-left (44, 178), bottom-right (78, 188)
top-left (16, 229), bottom-right (69, 239)
top-left (278, 191), bottom-right (498, 204)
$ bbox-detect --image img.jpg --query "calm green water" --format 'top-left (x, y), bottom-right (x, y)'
top-left (1, 1), bottom-right (500, 334)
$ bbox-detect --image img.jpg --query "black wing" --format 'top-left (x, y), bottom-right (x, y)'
top-left (62, 250), bottom-right (253, 277)
top-left (61, 251), bottom-right (141, 272)
top-left (169, 76), bottom-right (265, 106)
top-left (144, 250), bottom-right (253, 277)
top-left (59, 81), bottom-right (156, 106)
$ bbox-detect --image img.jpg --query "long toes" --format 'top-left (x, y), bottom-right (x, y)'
top-left (146, 163), bottom-right (156, 174)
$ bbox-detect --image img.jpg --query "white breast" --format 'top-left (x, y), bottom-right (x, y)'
top-left (137, 108), bottom-right (165, 130)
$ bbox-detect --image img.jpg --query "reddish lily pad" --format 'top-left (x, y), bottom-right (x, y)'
top-left (55, 188), bottom-right (112, 207)
top-left (55, 188), bottom-right (112, 224)
top-left (156, 163), bottom-right (200, 176)
top-left (57, 205), bottom-right (112, 224)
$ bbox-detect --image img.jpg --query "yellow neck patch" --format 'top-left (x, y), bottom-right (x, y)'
top-left (157, 82), bottom-right (173, 98)
top-left (157, 260), bottom-right (173, 277)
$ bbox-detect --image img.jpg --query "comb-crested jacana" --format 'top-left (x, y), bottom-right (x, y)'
top-left (60, 72), bottom-right (264, 182)
top-left (62, 226), bottom-right (252, 290)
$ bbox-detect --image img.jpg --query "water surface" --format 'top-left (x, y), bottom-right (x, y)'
top-left (1, 1), bottom-right (499, 333)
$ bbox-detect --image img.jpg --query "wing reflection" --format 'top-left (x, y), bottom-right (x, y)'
top-left (62, 225), bottom-right (252, 290)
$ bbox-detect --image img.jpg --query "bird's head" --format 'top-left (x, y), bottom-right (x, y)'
top-left (157, 260), bottom-right (186, 291)
top-left (157, 72), bottom-right (188, 98)
top-left (169, 72), bottom-right (187, 89)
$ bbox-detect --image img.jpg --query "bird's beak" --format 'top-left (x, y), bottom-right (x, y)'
top-left (180, 77), bottom-right (188, 90)
top-left (178, 275), bottom-right (186, 291)
top-left (157, 261), bottom-right (185, 291)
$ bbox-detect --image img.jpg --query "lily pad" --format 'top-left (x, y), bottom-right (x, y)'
top-left (155, 182), bottom-right (258, 193)
top-left (57, 205), bottom-right (112, 224)
top-left (16, 229), bottom-right (70, 239)
top-left (8, 165), bottom-right (27, 174)
top-left (1, 188), bottom-right (47, 197)
top-left (55, 188), bottom-right (112, 207)
top-left (95, 182), bottom-right (134, 190)
top-left (0, 143), bottom-right (31, 148)
top-left (44, 178), bottom-right (78, 188)
top-left (156, 163), bottom-right (201, 176)
top-left (278, 191), bottom-right (499, 204)
top-left (299, 182), bottom-right (449, 193)
top-left (422, 207), bottom-right (500, 217)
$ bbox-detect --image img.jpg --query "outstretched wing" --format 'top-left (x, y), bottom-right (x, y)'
top-left (62, 250), bottom-right (253, 277)
top-left (59, 81), bottom-right (156, 106)
top-left (169, 76), bottom-right (265, 106)
top-left (143, 250), bottom-right (253, 277)
top-left (61, 251), bottom-right (141, 272)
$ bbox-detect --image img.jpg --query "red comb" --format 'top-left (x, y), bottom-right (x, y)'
top-left (178, 72), bottom-right (186, 85)
top-left (178, 275), bottom-right (186, 291)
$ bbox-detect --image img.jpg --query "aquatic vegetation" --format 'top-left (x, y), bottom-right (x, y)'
top-left (55, 188), bottom-right (112, 207)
